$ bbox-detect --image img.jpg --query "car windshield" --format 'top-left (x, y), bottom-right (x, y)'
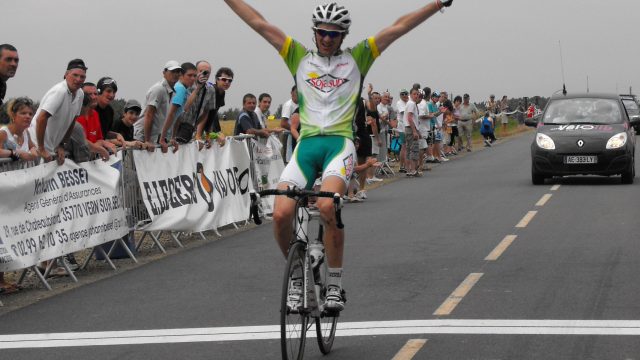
top-left (622, 99), bottom-right (639, 115)
top-left (543, 98), bottom-right (623, 124)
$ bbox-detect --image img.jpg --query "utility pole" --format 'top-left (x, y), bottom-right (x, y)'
top-left (586, 76), bottom-right (589, 93)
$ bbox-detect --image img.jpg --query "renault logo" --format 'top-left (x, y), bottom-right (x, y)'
top-left (577, 139), bottom-right (585, 147)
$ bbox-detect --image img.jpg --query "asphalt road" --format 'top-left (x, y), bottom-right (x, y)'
top-left (2, 132), bottom-right (640, 360)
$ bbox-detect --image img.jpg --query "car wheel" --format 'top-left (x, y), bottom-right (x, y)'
top-left (532, 165), bottom-right (545, 185)
top-left (621, 161), bottom-right (635, 184)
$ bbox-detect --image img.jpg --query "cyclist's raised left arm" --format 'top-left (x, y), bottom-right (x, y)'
top-left (224, 0), bottom-right (287, 51)
top-left (374, 0), bottom-right (452, 54)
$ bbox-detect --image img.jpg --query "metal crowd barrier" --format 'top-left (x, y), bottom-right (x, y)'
top-left (0, 136), bottom-right (267, 292)
top-left (0, 157), bottom-right (38, 172)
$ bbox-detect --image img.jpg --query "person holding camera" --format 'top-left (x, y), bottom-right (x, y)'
top-left (176, 60), bottom-right (224, 148)
top-left (159, 62), bottom-right (207, 153)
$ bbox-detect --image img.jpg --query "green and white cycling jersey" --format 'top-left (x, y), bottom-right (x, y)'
top-left (280, 36), bottom-right (380, 140)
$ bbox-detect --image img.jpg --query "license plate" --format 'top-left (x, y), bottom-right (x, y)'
top-left (564, 155), bottom-right (597, 164)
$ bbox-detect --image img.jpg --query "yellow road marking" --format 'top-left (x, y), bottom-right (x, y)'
top-left (391, 339), bottom-right (428, 360)
top-left (536, 194), bottom-right (552, 207)
top-left (433, 273), bottom-right (483, 316)
top-left (485, 235), bottom-right (517, 261)
top-left (550, 185), bottom-right (561, 191)
top-left (516, 211), bottom-right (537, 228)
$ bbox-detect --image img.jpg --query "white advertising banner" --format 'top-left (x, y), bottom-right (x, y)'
top-left (132, 141), bottom-right (253, 232)
top-left (251, 136), bottom-right (285, 214)
top-left (0, 158), bottom-right (128, 272)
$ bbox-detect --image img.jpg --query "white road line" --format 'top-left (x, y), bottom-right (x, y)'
top-left (515, 211), bottom-right (537, 228)
top-left (550, 185), bottom-right (561, 191)
top-left (433, 273), bottom-right (483, 316)
top-left (2, 319), bottom-right (640, 349)
top-left (485, 235), bottom-right (517, 261)
top-left (535, 194), bottom-right (552, 207)
top-left (391, 339), bottom-right (427, 360)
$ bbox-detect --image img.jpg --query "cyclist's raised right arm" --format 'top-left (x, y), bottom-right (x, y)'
top-left (224, 0), bottom-right (287, 51)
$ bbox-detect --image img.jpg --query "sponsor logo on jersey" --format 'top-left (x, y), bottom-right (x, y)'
top-left (306, 73), bottom-right (350, 94)
top-left (342, 153), bottom-right (354, 179)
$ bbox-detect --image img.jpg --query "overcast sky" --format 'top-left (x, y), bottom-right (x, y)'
top-left (3, 0), bottom-right (639, 110)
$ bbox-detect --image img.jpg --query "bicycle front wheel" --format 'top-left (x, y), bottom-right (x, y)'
top-left (315, 255), bottom-right (338, 354)
top-left (281, 241), bottom-right (308, 360)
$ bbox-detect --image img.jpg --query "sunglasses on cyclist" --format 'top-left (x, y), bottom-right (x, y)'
top-left (217, 77), bottom-right (233, 83)
top-left (313, 27), bottom-right (346, 39)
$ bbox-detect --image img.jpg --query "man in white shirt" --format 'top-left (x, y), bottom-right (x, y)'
top-left (31, 59), bottom-right (87, 164)
top-left (279, 85), bottom-right (298, 162)
top-left (403, 88), bottom-right (421, 176)
top-left (255, 93), bottom-right (272, 129)
top-left (133, 60), bottom-right (182, 150)
top-left (458, 93), bottom-right (478, 152)
top-left (417, 87), bottom-right (432, 171)
top-left (395, 89), bottom-right (409, 172)
top-left (376, 91), bottom-right (393, 163)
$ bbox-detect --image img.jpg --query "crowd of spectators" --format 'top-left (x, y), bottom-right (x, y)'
top-left (0, 41), bottom-right (528, 292)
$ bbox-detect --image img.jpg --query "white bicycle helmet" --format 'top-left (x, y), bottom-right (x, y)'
top-left (312, 3), bottom-right (351, 32)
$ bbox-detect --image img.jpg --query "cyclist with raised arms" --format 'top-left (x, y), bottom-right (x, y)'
top-left (224, 0), bottom-right (453, 312)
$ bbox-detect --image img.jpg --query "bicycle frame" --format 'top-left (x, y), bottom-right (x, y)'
top-left (293, 200), bottom-right (325, 318)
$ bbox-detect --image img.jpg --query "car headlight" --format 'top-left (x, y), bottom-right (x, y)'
top-left (606, 132), bottom-right (627, 149)
top-left (536, 133), bottom-right (555, 150)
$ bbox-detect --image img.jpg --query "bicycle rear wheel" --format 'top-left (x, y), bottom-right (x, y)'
top-left (314, 226), bottom-right (338, 354)
top-left (281, 241), bottom-right (308, 360)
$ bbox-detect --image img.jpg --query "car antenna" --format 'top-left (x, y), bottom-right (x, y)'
top-left (558, 40), bottom-right (567, 96)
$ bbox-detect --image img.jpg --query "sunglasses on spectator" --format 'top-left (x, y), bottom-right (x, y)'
top-left (217, 77), bottom-right (233, 83)
top-left (400, 92), bottom-right (408, 96)
top-left (313, 27), bottom-right (346, 39)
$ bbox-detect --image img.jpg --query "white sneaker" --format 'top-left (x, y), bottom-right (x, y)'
top-left (370, 176), bottom-right (383, 182)
top-left (438, 157), bottom-right (450, 162)
top-left (365, 178), bottom-right (374, 185)
top-left (324, 286), bottom-right (345, 312)
top-left (355, 190), bottom-right (367, 200)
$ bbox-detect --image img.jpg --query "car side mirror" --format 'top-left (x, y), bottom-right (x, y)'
top-left (629, 115), bottom-right (640, 126)
top-left (524, 114), bottom-right (541, 127)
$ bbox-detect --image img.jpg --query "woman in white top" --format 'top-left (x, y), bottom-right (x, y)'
top-left (0, 97), bottom-right (38, 161)
top-left (0, 97), bottom-right (39, 295)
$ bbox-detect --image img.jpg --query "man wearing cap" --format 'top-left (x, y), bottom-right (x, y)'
top-left (133, 60), bottom-right (182, 151)
top-left (425, 91), bottom-right (443, 163)
top-left (29, 58), bottom-right (87, 164)
top-left (486, 94), bottom-right (498, 117)
top-left (458, 93), bottom-right (478, 152)
top-left (112, 100), bottom-right (146, 149)
top-left (0, 44), bottom-right (19, 110)
top-left (159, 62), bottom-right (202, 152)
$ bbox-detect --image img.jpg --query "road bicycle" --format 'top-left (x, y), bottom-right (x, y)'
top-left (251, 187), bottom-right (345, 360)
